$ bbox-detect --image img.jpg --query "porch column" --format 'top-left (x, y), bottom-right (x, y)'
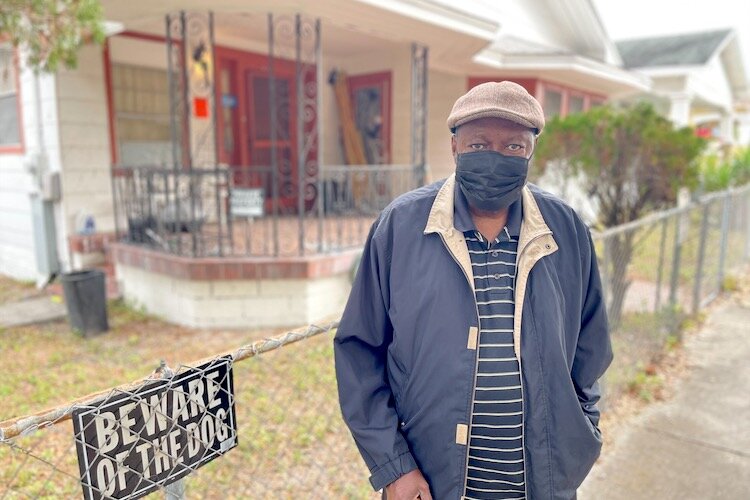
top-left (719, 112), bottom-right (735, 144)
top-left (411, 44), bottom-right (428, 187)
top-left (737, 112), bottom-right (750, 145)
top-left (668, 93), bottom-right (692, 127)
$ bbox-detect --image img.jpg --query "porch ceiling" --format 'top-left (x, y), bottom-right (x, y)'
top-left (101, 0), bottom-right (497, 63)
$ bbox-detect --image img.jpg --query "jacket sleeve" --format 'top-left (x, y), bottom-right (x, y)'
top-left (333, 218), bottom-right (418, 491)
top-left (571, 228), bottom-right (614, 428)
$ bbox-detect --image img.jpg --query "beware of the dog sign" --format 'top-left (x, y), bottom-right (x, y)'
top-left (72, 357), bottom-right (237, 499)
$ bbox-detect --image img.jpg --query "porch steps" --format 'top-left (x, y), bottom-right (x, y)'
top-left (49, 241), bottom-right (121, 300)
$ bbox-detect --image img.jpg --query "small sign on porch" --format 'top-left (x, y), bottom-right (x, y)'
top-left (72, 357), bottom-right (237, 499)
top-left (231, 188), bottom-right (265, 218)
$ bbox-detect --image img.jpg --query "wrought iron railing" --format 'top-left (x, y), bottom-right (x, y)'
top-left (112, 164), bottom-right (421, 257)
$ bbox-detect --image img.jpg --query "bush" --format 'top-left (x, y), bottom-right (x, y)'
top-left (701, 147), bottom-right (750, 193)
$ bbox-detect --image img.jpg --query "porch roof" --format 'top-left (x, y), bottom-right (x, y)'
top-left (469, 40), bottom-right (651, 98)
top-left (101, 0), bottom-right (499, 70)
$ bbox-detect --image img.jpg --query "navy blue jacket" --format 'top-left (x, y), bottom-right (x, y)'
top-left (334, 175), bottom-right (613, 499)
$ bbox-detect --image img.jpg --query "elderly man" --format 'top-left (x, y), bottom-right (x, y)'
top-left (334, 81), bottom-right (612, 500)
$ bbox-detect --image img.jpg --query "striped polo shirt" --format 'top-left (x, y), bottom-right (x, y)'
top-left (454, 186), bottom-right (525, 500)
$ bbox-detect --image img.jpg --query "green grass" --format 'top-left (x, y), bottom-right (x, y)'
top-left (0, 276), bottom-right (38, 304)
top-left (0, 294), bottom-right (374, 499)
top-left (604, 306), bottom-right (686, 402)
top-left (595, 208), bottom-right (747, 289)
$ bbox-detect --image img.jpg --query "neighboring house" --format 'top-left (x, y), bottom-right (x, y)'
top-left (0, 0), bottom-right (647, 327)
top-left (616, 29), bottom-right (750, 146)
top-left (426, 0), bottom-right (650, 180)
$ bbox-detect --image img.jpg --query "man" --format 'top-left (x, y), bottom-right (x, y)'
top-left (334, 81), bottom-right (612, 500)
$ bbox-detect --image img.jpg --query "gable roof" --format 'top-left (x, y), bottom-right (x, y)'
top-left (616, 29), bottom-right (733, 68)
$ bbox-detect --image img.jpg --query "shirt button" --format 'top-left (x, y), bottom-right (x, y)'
top-left (494, 273), bottom-right (501, 280)
top-left (492, 251), bottom-right (499, 257)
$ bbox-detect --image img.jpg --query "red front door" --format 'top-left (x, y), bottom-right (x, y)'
top-left (216, 47), bottom-right (298, 212)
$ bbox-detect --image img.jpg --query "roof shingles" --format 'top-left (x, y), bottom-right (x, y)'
top-left (616, 29), bottom-right (732, 68)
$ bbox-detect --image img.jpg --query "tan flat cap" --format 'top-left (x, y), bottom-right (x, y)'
top-left (447, 81), bottom-right (545, 135)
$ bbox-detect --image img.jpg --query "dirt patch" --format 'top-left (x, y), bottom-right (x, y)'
top-left (0, 276), bottom-right (45, 305)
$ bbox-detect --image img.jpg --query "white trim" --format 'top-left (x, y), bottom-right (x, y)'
top-left (473, 53), bottom-right (651, 92)
top-left (354, 0), bottom-right (498, 41)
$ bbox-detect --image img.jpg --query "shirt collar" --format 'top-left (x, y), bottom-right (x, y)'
top-left (453, 183), bottom-right (523, 238)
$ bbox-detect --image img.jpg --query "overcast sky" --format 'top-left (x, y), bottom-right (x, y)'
top-left (593, 0), bottom-right (750, 72)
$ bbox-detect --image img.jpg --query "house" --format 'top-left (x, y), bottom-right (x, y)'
top-left (0, 0), bottom-right (647, 327)
top-left (615, 29), bottom-right (750, 146)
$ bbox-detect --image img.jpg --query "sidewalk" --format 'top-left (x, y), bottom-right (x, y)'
top-left (0, 295), bottom-right (66, 329)
top-left (579, 294), bottom-right (750, 499)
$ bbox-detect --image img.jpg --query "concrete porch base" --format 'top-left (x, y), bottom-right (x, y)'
top-left (112, 243), bottom-right (360, 328)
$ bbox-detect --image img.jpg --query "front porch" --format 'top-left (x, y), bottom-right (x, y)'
top-left (104, 6), bottom-right (433, 326)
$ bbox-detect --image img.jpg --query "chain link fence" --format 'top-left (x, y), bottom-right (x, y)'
top-left (2, 185), bottom-right (749, 499)
top-left (0, 324), bottom-right (375, 499)
top-left (594, 184), bottom-right (750, 402)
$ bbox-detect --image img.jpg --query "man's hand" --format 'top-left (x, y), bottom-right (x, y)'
top-left (384, 469), bottom-right (433, 500)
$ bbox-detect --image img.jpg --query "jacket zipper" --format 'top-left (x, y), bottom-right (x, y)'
top-left (516, 230), bottom-right (552, 500)
top-left (436, 233), bottom-right (482, 499)
top-left (440, 229), bottom-right (552, 499)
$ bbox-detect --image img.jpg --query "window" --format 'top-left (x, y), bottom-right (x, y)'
top-left (348, 72), bottom-right (391, 164)
top-left (568, 94), bottom-right (585, 114)
top-left (543, 88), bottom-right (563, 119)
top-left (0, 46), bottom-right (22, 150)
top-left (111, 64), bottom-right (173, 166)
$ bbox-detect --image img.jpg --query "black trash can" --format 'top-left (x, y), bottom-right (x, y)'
top-left (61, 269), bottom-right (109, 336)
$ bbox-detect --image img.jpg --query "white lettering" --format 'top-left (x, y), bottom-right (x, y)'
top-left (215, 408), bottom-right (229, 441)
top-left (135, 442), bottom-right (152, 479)
top-left (172, 389), bottom-right (189, 423)
top-left (118, 402), bottom-right (138, 446)
top-left (95, 457), bottom-right (117, 495)
top-left (200, 415), bottom-right (215, 446)
top-left (114, 450), bottom-right (129, 491)
top-left (185, 422), bottom-right (201, 458)
top-left (206, 370), bottom-right (222, 409)
top-left (141, 394), bottom-right (168, 436)
top-left (187, 378), bottom-right (205, 418)
top-left (151, 436), bottom-right (171, 476)
top-left (94, 412), bottom-right (118, 453)
top-left (168, 428), bottom-right (184, 464)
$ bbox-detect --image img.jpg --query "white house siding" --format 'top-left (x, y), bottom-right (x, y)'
top-left (426, 69), bottom-right (465, 181)
top-left (0, 61), bottom-right (64, 280)
top-left (55, 44), bottom-right (115, 247)
top-left (0, 151), bottom-right (35, 280)
top-left (331, 46), bottom-right (414, 166)
top-left (324, 50), bottom-right (470, 183)
top-left (689, 56), bottom-right (734, 112)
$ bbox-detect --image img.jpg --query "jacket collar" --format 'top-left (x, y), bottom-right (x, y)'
top-left (453, 182), bottom-right (522, 237)
top-left (424, 174), bottom-right (549, 238)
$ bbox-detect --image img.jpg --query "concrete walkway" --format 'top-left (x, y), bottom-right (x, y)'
top-left (0, 295), bottom-right (66, 328)
top-left (579, 298), bottom-right (750, 499)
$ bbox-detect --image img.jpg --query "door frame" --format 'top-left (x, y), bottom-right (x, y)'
top-left (215, 46), bottom-right (300, 210)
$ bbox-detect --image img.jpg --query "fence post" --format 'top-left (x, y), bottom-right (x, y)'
top-left (717, 191), bottom-right (732, 293)
top-left (668, 216), bottom-right (682, 309)
top-left (165, 480), bottom-right (186, 500)
top-left (601, 236), bottom-right (611, 315)
top-left (692, 203), bottom-right (710, 315)
top-left (151, 361), bottom-right (187, 500)
top-left (654, 218), bottom-right (668, 312)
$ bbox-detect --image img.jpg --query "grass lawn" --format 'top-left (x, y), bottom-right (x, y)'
top-left (0, 275), bottom-right (374, 499)
top-left (595, 206), bottom-right (747, 296)
top-left (0, 277), bottom-right (39, 304)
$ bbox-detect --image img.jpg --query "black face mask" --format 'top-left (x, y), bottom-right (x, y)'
top-left (455, 150), bottom-right (529, 212)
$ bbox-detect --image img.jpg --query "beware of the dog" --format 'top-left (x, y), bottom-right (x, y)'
top-left (72, 357), bottom-right (237, 499)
